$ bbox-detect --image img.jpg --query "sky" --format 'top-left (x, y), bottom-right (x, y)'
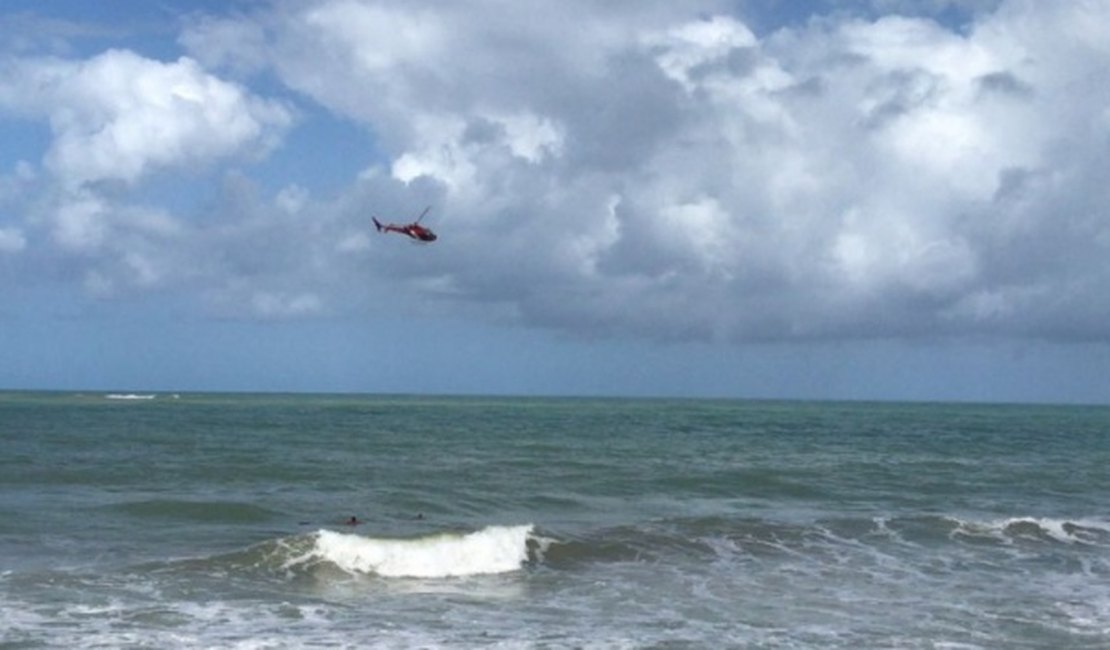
top-left (2, 0), bottom-right (1110, 403)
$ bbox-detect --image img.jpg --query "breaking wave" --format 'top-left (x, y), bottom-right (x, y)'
top-left (530, 514), bottom-right (1110, 569)
top-left (155, 515), bottom-right (1109, 586)
top-left (294, 524), bottom-right (537, 578)
top-left (950, 516), bottom-right (1110, 546)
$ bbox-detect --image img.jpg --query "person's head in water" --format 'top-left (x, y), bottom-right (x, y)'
top-left (347, 516), bottom-right (358, 526)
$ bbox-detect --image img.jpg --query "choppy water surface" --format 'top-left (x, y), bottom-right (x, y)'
top-left (2, 393), bottom-right (1108, 648)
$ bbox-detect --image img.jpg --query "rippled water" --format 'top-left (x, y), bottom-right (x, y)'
top-left (2, 393), bottom-right (1108, 648)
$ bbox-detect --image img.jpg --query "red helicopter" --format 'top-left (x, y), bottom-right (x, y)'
top-left (372, 206), bottom-right (437, 242)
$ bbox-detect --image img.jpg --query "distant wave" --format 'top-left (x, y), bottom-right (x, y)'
top-left (300, 524), bottom-right (537, 578)
top-left (950, 516), bottom-right (1110, 546)
top-left (531, 514), bottom-right (1110, 569)
top-left (105, 393), bottom-right (156, 400)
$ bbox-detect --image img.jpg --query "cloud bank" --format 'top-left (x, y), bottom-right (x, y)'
top-left (4, 0), bottom-right (1110, 343)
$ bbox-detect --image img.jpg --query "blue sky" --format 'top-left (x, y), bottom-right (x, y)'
top-left (2, 0), bottom-right (1110, 403)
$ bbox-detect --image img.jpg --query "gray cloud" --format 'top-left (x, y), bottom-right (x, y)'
top-left (5, 0), bottom-right (1110, 345)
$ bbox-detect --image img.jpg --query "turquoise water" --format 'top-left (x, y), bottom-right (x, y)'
top-left (1, 392), bottom-right (1108, 648)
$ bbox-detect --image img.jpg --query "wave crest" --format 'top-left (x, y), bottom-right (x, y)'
top-left (952, 516), bottom-right (1110, 545)
top-left (298, 524), bottom-right (536, 578)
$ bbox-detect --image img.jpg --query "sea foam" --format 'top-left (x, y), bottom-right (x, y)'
top-left (949, 516), bottom-right (1110, 546)
top-left (308, 524), bottom-right (535, 578)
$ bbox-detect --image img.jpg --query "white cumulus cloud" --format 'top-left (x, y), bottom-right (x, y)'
top-left (0, 48), bottom-right (292, 187)
top-left (0, 44), bottom-right (299, 313)
top-left (173, 0), bottom-right (1110, 341)
top-left (4, 0), bottom-right (1107, 341)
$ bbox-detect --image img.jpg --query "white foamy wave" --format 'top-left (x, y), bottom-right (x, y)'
top-left (951, 516), bottom-right (1110, 545)
top-left (105, 393), bottom-right (156, 400)
top-left (1000, 517), bottom-right (1110, 545)
top-left (306, 525), bottom-right (535, 578)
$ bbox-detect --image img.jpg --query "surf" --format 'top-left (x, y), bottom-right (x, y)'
top-left (297, 524), bottom-right (537, 578)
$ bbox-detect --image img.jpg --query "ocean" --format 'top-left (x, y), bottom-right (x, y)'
top-left (1, 392), bottom-right (1108, 649)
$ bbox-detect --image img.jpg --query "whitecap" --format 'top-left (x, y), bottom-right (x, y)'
top-left (948, 515), bottom-right (1110, 546)
top-left (304, 524), bottom-right (535, 578)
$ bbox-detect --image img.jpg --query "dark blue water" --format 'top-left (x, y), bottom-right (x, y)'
top-left (2, 392), bottom-right (1108, 648)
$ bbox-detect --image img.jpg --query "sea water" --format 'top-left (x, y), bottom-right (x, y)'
top-left (1, 392), bottom-right (1108, 648)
